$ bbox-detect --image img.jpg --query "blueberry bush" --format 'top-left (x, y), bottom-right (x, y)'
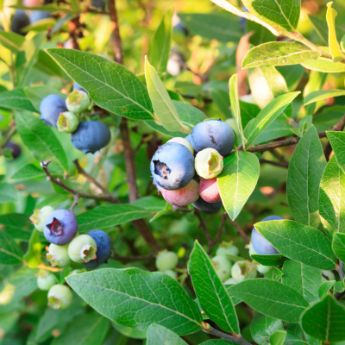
top-left (1, 0), bottom-right (345, 344)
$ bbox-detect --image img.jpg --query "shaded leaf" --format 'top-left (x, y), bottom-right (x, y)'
top-left (0, 89), bottom-right (36, 112)
top-left (146, 324), bottom-right (187, 345)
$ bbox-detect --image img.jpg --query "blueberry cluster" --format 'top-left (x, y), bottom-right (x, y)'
top-left (30, 206), bottom-right (111, 309)
top-left (39, 84), bottom-right (111, 154)
top-left (150, 119), bottom-right (234, 212)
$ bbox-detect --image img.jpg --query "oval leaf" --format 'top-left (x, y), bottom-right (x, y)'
top-left (301, 295), bottom-right (345, 342)
top-left (255, 219), bottom-right (336, 270)
top-left (228, 279), bottom-right (308, 322)
top-left (217, 151), bottom-right (260, 220)
top-left (46, 49), bottom-right (153, 120)
top-left (242, 42), bottom-right (320, 69)
top-left (146, 324), bottom-right (187, 345)
top-left (66, 268), bottom-right (202, 336)
top-left (188, 241), bottom-right (239, 333)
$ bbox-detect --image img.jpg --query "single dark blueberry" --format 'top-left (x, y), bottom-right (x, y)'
top-left (193, 198), bottom-right (222, 213)
top-left (4, 142), bottom-right (21, 159)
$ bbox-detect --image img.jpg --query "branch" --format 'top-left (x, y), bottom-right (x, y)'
top-left (230, 219), bottom-right (249, 243)
top-left (260, 158), bottom-right (288, 168)
top-left (202, 323), bottom-right (252, 345)
top-left (41, 161), bottom-right (118, 204)
top-left (74, 159), bottom-right (117, 200)
top-left (210, 213), bottom-right (227, 249)
top-left (108, 0), bottom-right (160, 252)
top-left (195, 210), bottom-right (213, 248)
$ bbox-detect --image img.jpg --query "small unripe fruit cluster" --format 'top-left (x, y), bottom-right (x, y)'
top-left (155, 250), bottom-right (178, 280)
top-left (39, 84), bottom-right (111, 154)
top-left (150, 119), bottom-right (234, 212)
top-left (31, 206), bottom-right (112, 308)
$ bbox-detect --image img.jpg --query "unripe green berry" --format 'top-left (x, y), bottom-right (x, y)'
top-left (48, 284), bottom-right (73, 309)
top-left (36, 270), bottom-right (57, 291)
top-left (30, 206), bottom-right (54, 232)
top-left (231, 260), bottom-right (256, 283)
top-left (57, 112), bottom-right (79, 133)
top-left (168, 137), bottom-right (194, 154)
top-left (66, 89), bottom-right (91, 113)
top-left (211, 255), bottom-right (231, 282)
top-left (216, 243), bottom-right (239, 258)
top-left (257, 264), bottom-right (271, 274)
top-left (46, 244), bottom-right (70, 267)
top-left (163, 270), bottom-right (177, 280)
top-left (195, 148), bottom-right (224, 179)
top-left (68, 234), bottom-right (97, 263)
top-left (155, 250), bottom-right (178, 272)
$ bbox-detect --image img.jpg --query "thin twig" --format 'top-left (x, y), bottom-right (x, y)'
top-left (74, 159), bottom-right (116, 200)
top-left (202, 323), bottom-right (252, 345)
top-left (230, 219), bottom-right (249, 243)
top-left (195, 210), bottom-right (213, 247)
top-left (41, 161), bottom-right (118, 203)
top-left (260, 158), bottom-right (288, 168)
top-left (210, 213), bottom-right (227, 249)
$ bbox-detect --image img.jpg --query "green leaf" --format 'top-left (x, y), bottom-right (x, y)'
top-left (200, 341), bottom-right (237, 345)
top-left (217, 151), bottom-right (260, 220)
top-left (301, 295), bottom-right (345, 342)
top-left (51, 313), bottom-right (109, 345)
top-left (270, 330), bottom-right (287, 345)
top-left (228, 279), bottom-right (308, 322)
top-left (0, 213), bottom-right (32, 240)
top-left (148, 15), bottom-right (172, 73)
top-left (0, 31), bottom-right (25, 52)
top-left (146, 324), bottom-right (188, 345)
top-left (0, 231), bottom-right (23, 265)
top-left (0, 89), bottom-right (36, 111)
top-left (255, 220), bottom-right (336, 270)
top-left (319, 157), bottom-right (345, 232)
top-left (250, 0), bottom-right (301, 31)
top-left (15, 112), bottom-right (69, 172)
top-left (145, 57), bottom-right (188, 133)
top-left (242, 42), bottom-right (320, 69)
top-left (46, 49), bottom-right (153, 120)
top-left (244, 91), bottom-right (299, 145)
top-left (326, 2), bottom-right (343, 61)
top-left (250, 315), bottom-right (283, 345)
top-left (23, 230), bottom-right (42, 268)
top-left (282, 260), bottom-right (321, 303)
top-left (179, 12), bottom-right (241, 42)
top-left (229, 74), bottom-right (245, 148)
top-left (76, 204), bottom-right (156, 232)
top-left (66, 268), bottom-right (202, 335)
top-left (302, 57), bottom-right (345, 73)
top-left (304, 89), bottom-right (345, 105)
top-left (287, 126), bottom-right (326, 225)
top-left (188, 241), bottom-right (239, 333)
top-left (11, 164), bottom-right (45, 182)
top-left (327, 131), bottom-right (345, 172)
top-left (332, 232), bottom-right (345, 262)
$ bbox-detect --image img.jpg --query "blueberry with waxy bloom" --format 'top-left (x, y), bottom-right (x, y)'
top-left (40, 94), bottom-right (67, 127)
top-left (251, 215), bottom-right (282, 255)
top-left (43, 209), bottom-right (77, 245)
top-left (191, 119), bottom-right (234, 156)
top-left (150, 142), bottom-right (195, 190)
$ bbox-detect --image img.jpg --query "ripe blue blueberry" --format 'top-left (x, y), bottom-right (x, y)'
top-left (193, 198), bottom-right (222, 213)
top-left (191, 119), bottom-right (234, 156)
top-left (30, 10), bottom-right (50, 24)
top-left (4, 142), bottom-right (21, 159)
top-left (150, 142), bottom-right (195, 190)
top-left (39, 94), bottom-right (67, 127)
top-left (43, 209), bottom-right (77, 245)
top-left (11, 10), bottom-right (30, 34)
top-left (86, 230), bottom-right (111, 268)
top-left (251, 215), bottom-right (282, 255)
top-left (71, 121), bottom-right (111, 154)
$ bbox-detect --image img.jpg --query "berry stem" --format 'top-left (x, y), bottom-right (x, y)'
top-left (203, 323), bottom-right (252, 345)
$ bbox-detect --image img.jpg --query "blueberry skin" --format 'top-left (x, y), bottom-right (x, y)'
top-left (40, 94), bottom-right (67, 127)
top-left (73, 83), bottom-right (85, 92)
top-left (86, 230), bottom-right (111, 268)
top-left (191, 120), bottom-right (234, 156)
top-left (251, 215), bottom-right (282, 255)
top-left (5, 142), bottom-right (21, 159)
top-left (30, 11), bottom-right (51, 24)
top-left (150, 142), bottom-right (195, 190)
top-left (43, 209), bottom-right (77, 245)
top-left (11, 10), bottom-right (30, 34)
top-left (71, 121), bottom-right (111, 154)
top-left (193, 198), bottom-right (222, 213)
